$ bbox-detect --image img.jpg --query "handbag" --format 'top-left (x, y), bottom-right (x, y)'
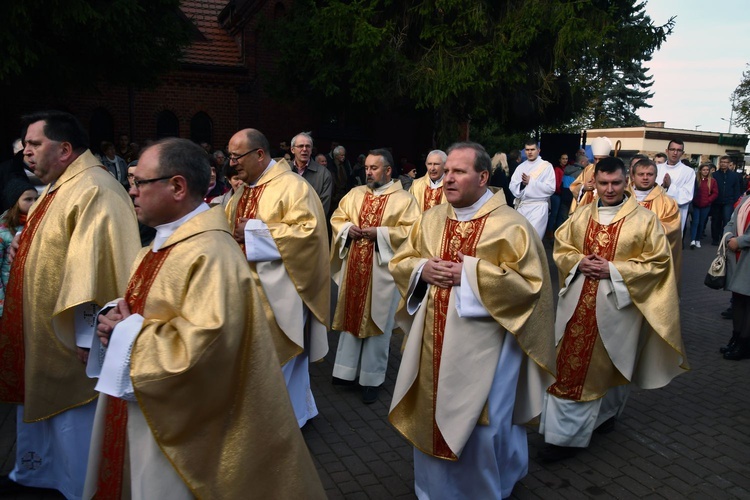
top-left (704, 232), bottom-right (733, 289)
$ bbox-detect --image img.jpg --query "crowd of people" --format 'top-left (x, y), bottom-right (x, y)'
top-left (0, 110), bottom-right (747, 499)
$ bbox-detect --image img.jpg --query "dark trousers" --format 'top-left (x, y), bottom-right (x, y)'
top-left (711, 203), bottom-right (735, 243)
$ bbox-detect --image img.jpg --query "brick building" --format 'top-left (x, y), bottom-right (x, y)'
top-left (2, 0), bottom-right (431, 166)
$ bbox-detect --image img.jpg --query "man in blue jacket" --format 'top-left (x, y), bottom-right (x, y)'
top-left (711, 156), bottom-right (742, 245)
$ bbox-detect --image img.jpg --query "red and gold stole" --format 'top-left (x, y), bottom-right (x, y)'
top-left (423, 186), bottom-right (443, 211)
top-left (639, 200), bottom-right (653, 210)
top-left (431, 215), bottom-right (488, 459)
top-left (95, 247), bottom-right (173, 499)
top-left (0, 190), bottom-right (58, 403)
top-left (234, 185), bottom-right (267, 254)
top-left (341, 192), bottom-right (389, 336)
top-left (548, 217), bottom-right (624, 401)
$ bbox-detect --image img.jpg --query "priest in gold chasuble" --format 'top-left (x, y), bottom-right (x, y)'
top-left (85, 139), bottom-right (324, 499)
top-left (409, 149), bottom-right (448, 212)
top-left (539, 157), bottom-right (689, 461)
top-left (224, 128), bottom-right (330, 428)
top-left (0, 112), bottom-right (140, 498)
top-left (330, 148), bottom-right (420, 404)
top-left (389, 142), bottom-right (556, 499)
top-left (630, 158), bottom-right (683, 290)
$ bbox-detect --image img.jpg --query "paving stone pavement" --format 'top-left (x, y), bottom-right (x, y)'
top-left (2, 236), bottom-right (749, 499)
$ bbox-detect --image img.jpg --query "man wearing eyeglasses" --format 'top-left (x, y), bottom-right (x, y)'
top-left (0, 111), bottom-right (140, 497)
top-left (86, 138), bottom-right (324, 498)
top-left (225, 128), bottom-right (330, 428)
top-left (656, 138), bottom-right (695, 234)
top-left (290, 132), bottom-right (333, 214)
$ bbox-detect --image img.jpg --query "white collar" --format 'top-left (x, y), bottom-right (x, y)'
top-left (453, 189), bottom-right (492, 221)
top-left (152, 203), bottom-right (210, 252)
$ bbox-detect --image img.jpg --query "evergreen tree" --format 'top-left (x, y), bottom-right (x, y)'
top-left (731, 65), bottom-right (750, 133)
top-left (264, 0), bottom-right (673, 143)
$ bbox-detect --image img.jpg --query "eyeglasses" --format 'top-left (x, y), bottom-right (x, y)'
top-left (667, 148), bottom-right (684, 153)
top-left (132, 176), bottom-right (173, 189)
top-left (228, 148), bottom-right (261, 162)
top-left (294, 144), bottom-right (312, 150)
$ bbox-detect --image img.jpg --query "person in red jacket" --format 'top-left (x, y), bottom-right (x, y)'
top-left (690, 163), bottom-right (718, 248)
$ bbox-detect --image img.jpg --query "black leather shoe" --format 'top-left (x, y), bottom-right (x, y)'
top-left (720, 332), bottom-right (739, 354)
top-left (538, 444), bottom-right (579, 463)
top-left (723, 339), bottom-right (750, 361)
top-left (332, 376), bottom-right (355, 386)
top-left (362, 386), bottom-right (379, 404)
top-left (721, 308), bottom-right (733, 319)
top-left (595, 416), bottom-right (616, 434)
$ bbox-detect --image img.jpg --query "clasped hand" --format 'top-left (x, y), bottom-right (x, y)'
top-left (348, 225), bottom-right (377, 241)
top-left (96, 300), bottom-right (133, 347)
top-left (578, 254), bottom-right (610, 280)
top-left (421, 252), bottom-right (465, 288)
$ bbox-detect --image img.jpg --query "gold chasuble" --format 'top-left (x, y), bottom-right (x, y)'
top-left (568, 164), bottom-right (596, 214)
top-left (389, 193), bottom-right (557, 460)
top-left (330, 182), bottom-right (420, 338)
top-left (551, 196), bottom-right (689, 402)
top-left (226, 159), bottom-right (330, 365)
top-left (409, 174), bottom-right (446, 212)
top-left (635, 185), bottom-right (683, 290)
top-left (95, 208), bottom-right (325, 499)
top-left (0, 151), bottom-right (139, 421)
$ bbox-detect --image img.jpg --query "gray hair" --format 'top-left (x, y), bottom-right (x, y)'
top-left (291, 132), bottom-right (313, 148)
top-left (333, 145), bottom-right (346, 156)
top-left (426, 149), bottom-right (447, 164)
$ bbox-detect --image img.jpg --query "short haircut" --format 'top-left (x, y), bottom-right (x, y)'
top-left (719, 155), bottom-right (731, 161)
top-left (212, 150), bottom-right (225, 159)
top-left (291, 132), bottom-right (313, 148)
top-left (654, 152), bottom-right (668, 161)
top-left (314, 153), bottom-right (327, 162)
top-left (242, 129), bottom-right (271, 154)
top-left (630, 153), bottom-right (649, 164)
top-left (576, 151), bottom-right (588, 161)
top-left (523, 139), bottom-right (538, 147)
top-left (100, 141), bottom-right (115, 153)
top-left (21, 110), bottom-right (89, 152)
top-left (368, 148), bottom-right (394, 169)
top-left (446, 141), bottom-right (492, 174)
top-left (151, 138), bottom-right (211, 199)
top-left (594, 156), bottom-right (626, 177)
top-left (632, 158), bottom-right (657, 175)
top-left (426, 149), bottom-right (447, 163)
top-left (667, 138), bottom-right (684, 149)
top-left (333, 145), bottom-right (346, 156)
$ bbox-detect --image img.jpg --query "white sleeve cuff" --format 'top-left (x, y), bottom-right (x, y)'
top-left (456, 257), bottom-right (491, 318)
top-left (608, 264), bottom-right (632, 308)
top-left (376, 227), bottom-right (394, 264)
top-left (406, 260), bottom-right (429, 314)
top-left (244, 219), bottom-right (281, 262)
top-left (94, 313), bottom-right (145, 401)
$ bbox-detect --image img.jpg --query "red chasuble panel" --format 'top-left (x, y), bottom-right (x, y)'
top-left (432, 215), bottom-right (488, 459)
top-left (0, 190), bottom-right (58, 403)
top-left (548, 217), bottom-right (624, 401)
top-left (96, 247), bottom-right (174, 500)
top-left (423, 186), bottom-right (443, 211)
top-left (341, 192), bottom-right (390, 336)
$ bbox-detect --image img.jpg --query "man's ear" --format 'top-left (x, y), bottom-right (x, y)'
top-left (171, 175), bottom-right (190, 201)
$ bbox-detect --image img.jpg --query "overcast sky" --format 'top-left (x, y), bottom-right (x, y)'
top-left (641, 0), bottom-right (749, 134)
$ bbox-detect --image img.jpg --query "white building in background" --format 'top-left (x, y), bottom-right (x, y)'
top-left (586, 122), bottom-right (749, 172)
